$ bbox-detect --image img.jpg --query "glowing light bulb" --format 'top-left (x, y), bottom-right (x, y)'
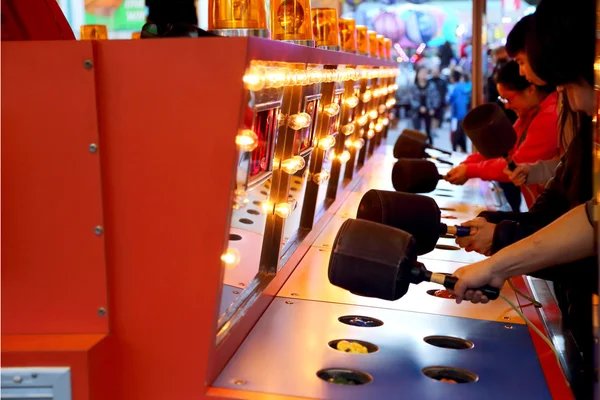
top-left (375, 122), bottom-right (384, 132)
top-left (288, 113), bottom-right (312, 130)
top-left (353, 138), bottom-right (365, 149)
top-left (232, 189), bottom-right (249, 209)
top-left (361, 90), bottom-right (372, 103)
top-left (345, 138), bottom-right (353, 147)
top-left (280, 155), bottom-right (306, 174)
top-left (345, 95), bottom-right (359, 108)
top-left (243, 67), bottom-right (266, 91)
top-left (357, 114), bottom-right (369, 126)
top-left (236, 129), bottom-right (259, 152)
top-left (369, 122), bottom-right (375, 130)
top-left (385, 98), bottom-right (396, 108)
top-left (221, 248), bottom-right (241, 269)
top-left (261, 200), bottom-right (273, 214)
top-left (312, 170), bottom-right (330, 184)
top-left (274, 202), bottom-right (293, 218)
top-left (369, 109), bottom-right (378, 119)
top-left (367, 129), bottom-right (375, 139)
top-left (382, 117), bottom-right (390, 126)
top-left (341, 123), bottom-right (355, 136)
top-left (378, 104), bottom-right (387, 114)
top-left (318, 135), bottom-right (336, 150)
top-left (338, 150), bottom-right (351, 163)
top-left (323, 103), bottom-right (341, 117)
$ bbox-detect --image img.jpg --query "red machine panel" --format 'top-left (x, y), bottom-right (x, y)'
top-left (1, 41), bottom-right (108, 335)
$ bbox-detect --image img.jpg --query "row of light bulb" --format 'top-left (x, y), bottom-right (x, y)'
top-left (243, 65), bottom-right (400, 91)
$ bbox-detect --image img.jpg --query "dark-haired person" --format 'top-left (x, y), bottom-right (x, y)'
top-left (446, 61), bottom-right (559, 210)
top-left (453, 1), bottom-right (597, 397)
top-left (409, 66), bottom-right (442, 144)
top-left (486, 47), bottom-right (517, 124)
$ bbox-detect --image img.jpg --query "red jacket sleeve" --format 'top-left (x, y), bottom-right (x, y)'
top-left (464, 99), bottom-right (559, 182)
top-left (462, 153), bottom-right (486, 164)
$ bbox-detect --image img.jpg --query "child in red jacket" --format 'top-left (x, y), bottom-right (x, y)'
top-left (446, 61), bottom-right (559, 208)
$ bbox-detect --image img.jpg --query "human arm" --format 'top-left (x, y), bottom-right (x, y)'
top-left (505, 159), bottom-right (560, 186)
top-left (451, 202), bottom-right (595, 304)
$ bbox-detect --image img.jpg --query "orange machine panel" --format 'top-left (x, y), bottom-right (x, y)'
top-left (1, 41), bottom-right (108, 335)
top-left (89, 38), bottom-right (248, 400)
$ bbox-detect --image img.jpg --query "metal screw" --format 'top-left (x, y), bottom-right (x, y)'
top-left (504, 324), bottom-right (513, 329)
top-left (89, 143), bottom-right (98, 153)
top-left (94, 226), bottom-right (104, 236)
top-left (98, 307), bottom-right (107, 317)
top-left (233, 379), bottom-right (246, 385)
top-left (83, 60), bottom-right (93, 69)
top-left (503, 316), bottom-right (511, 321)
top-left (31, 373), bottom-right (38, 379)
top-left (285, 300), bottom-right (294, 305)
top-left (233, 290), bottom-right (240, 295)
top-left (239, 282), bottom-right (246, 287)
top-left (13, 376), bottom-right (23, 384)
top-left (291, 293), bottom-right (299, 297)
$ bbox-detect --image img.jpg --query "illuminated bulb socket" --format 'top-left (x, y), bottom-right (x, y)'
top-left (357, 114), bottom-right (369, 126)
top-left (236, 129), bottom-right (259, 152)
top-left (369, 109), bottom-right (378, 120)
top-left (382, 117), bottom-right (390, 126)
top-left (280, 155), bottom-right (306, 174)
top-left (232, 189), bottom-right (249, 210)
top-left (366, 129), bottom-right (375, 139)
top-left (361, 90), bottom-right (373, 103)
top-left (341, 123), bottom-right (355, 136)
top-left (318, 135), bottom-right (336, 151)
top-left (345, 95), bottom-right (360, 108)
top-left (312, 170), bottom-right (331, 185)
top-left (323, 103), bottom-right (341, 117)
top-left (274, 203), bottom-right (292, 219)
top-left (288, 113), bottom-right (312, 130)
top-left (375, 122), bottom-right (384, 132)
top-left (353, 138), bottom-right (365, 149)
top-left (378, 104), bottom-right (387, 114)
top-left (385, 98), bottom-right (397, 108)
top-left (221, 248), bottom-right (241, 269)
top-left (338, 150), bottom-right (351, 163)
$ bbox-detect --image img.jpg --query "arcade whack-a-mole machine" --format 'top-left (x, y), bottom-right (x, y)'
top-left (1, 8), bottom-right (579, 400)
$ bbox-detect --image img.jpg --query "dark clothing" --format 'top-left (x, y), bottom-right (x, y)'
top-left (410, 81), bottom-right (441, 143)
top-left (430, 76), bottom-right (448, 107)
top-left (477, 116), bottom-right (596, 398)
top-left (497, 181), bottom-right (522, 212)
top-left (451, 120), bottom-right (466, 152)
top-left (439, 42), bottom-right (455, 69)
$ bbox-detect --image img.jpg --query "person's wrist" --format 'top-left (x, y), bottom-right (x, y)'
top-left (488, 246), bottom-right (515, 281)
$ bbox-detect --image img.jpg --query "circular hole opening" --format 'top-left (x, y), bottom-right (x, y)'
top-left (440, 207), bottom-right (456, 211)
top-left (435, 244), bottom-right (460, 251)
top-left (426, 289), bottom-right (456, 299)
top-left (436, 194), bottom-right (453, 198)
top-left (338, 315), bottom-right (384, 327)
top-left (436, 188), bottom-right (453, 192)
top-left (328, 339), bottom-right (379, 354)
top-left (290, 187), bottom-right (298, 192)
top-left (239, 218), bottom-right (254, 225)
top-left (247, 209), bottom-right (260, 215)
top-left (423, 336), bottom-right (473, 350)
top-left (252, 200), bottom-right (262, 206)
top-left (421, 366), bottom-right (478, 384)
top-left (294, 179), bottom-right (302, 184)
top-left (260, 190), bottom-right (268, 195)
top-left (440, 234), bottom-right (454, 239)
top-left (229, 234), bottom-right (242, 241)
top-left (317, 368), bottom-right (372, 386)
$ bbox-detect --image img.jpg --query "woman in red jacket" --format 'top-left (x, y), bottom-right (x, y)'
top-left (445, 60), bottom-right (559, 208)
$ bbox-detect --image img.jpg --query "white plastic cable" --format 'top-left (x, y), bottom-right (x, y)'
top-left (500, 293), bottom-right (570, 387)
top-left (508, 279), bottom-right (543, 308)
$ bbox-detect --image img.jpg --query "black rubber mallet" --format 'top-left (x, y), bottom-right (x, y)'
top-left (392, 159), bottom-right (447, 193)
top-left (328, 218), bottom-right (500, 301)
top-left (393, 129), bottom-right (453, 166)
top-left (462, 103), bottom-right (517, 171)
top-left (356, 189), bottom-right (471, 255)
